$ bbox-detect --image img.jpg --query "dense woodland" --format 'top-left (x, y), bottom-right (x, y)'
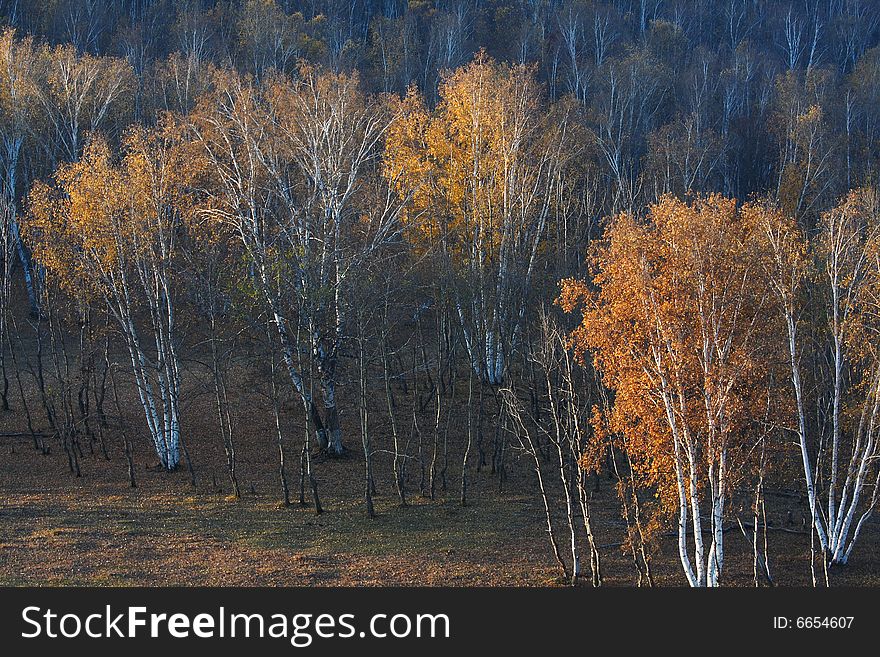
top-left (3, 0), bottom-right (880, 587)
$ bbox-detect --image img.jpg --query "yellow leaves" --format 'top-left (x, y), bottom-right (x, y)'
top-left (24, 180), bottom-right (76, 282)
top-left (797, 104), bottom-right (823, 128)
top-left (742, 201), bottom-right (808, 301)
top-left (436, 52), bottom-right (540, 157)
top-left (556, 277), bottom-right (594, 363)
top-left (382, 86), bottom-right (430, 192)
top-left (26, 138), bottom-right (121, 295)
top-left (819, 187), bottom-right (880, 358)
top-left (580, 405), bottom-right (610, 474)
top-left (24, 126), bottom-right (194, 300)
top-left (0, 29), bottom-right (50, 137)
top-left (560, 194), bottom-right (785, 518)
top-left (383, 53), bottom-right (568, 262)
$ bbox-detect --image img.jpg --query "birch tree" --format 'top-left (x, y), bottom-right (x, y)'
top-left (751, 190), bottom-right (880, 566)
top-left (39, 42), bottom-right (133, 164)
top-left (191, 66), bottom-right (403, 455)
top-left (561, 194), bottom-right (778, 586)
top-left (0, 177), bottom-right (12, 411)
top-left (771, 68), bottom-right (837, 221)
top-left (1, 29), bottom-right (32, 407)
top-left (504, 311), bottom-right (603, 586)
top-left (25, 127), bottom-right (194, 470)
top-left (1, 29), bottom-right (46, 314)
top-left (236, 0), bottom-right (305, 78)
top-left (385, 54), bottom-right (581, 384)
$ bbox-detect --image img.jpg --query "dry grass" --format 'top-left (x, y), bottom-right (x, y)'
top-left (0, 423), bottom-right (569, 586)
top-left (2, 367), bottom-right (879, 586)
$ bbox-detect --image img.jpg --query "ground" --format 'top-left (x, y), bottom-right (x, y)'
top-left (1, 301), bottom-right (879, 588)
top-left (2, 406), bottom-right (880, 586)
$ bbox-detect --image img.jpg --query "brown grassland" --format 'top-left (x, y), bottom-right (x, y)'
top-left (3, 382), bottom-right (880, 587)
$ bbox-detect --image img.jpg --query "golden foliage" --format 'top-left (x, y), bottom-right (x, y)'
top-left (560, 194), bottom-right (785, 518)
top-left (383, 52), bottom-right (578, 259)
top-left (24, 123), bottom-right (197, 300)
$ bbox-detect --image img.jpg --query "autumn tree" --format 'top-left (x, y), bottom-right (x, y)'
top-left (38, 41), bottom-right (133, 164)
top-left (25, 125), bottom-right (196, 470)
top-left (561, 194), bottom-right (781, 586)
top-left (190, 65), bottom-right (402, 456)
top-left (0, 30), bottom-right (134, 320)
top-left (385, 53), bottom-right (583, 385)
top-left (751, 190), bottom-right (880, 567)
top-left (1, 29), bottom-right (48, 313)
top-left (1, 28), bottom-right (33, 407)
top-left (771, 68), bottom-right (837, 221)
top-left (149, 50), bottom-right (211, 117)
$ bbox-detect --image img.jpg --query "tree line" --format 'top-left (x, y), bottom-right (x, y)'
top-left (2, 1), bottom-right (880, 587)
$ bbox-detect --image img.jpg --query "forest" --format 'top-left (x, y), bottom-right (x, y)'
top-left (2, 0), bottom-right (880, 588)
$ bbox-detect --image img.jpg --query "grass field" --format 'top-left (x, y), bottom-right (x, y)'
top-left (3, 403), bottom-right (880, 587)
top-left (1, 309), bottom-right (878, 587)
top-left (0, 427), bottom-right (564, 586)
